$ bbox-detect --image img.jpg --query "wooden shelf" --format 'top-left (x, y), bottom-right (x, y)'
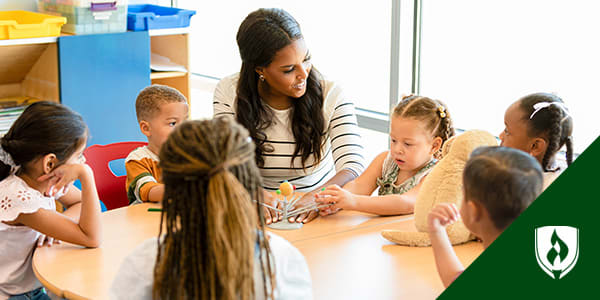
top-left (148, 27), bottom-right (190, 36)
top-left (150, 32), bottom-right (190, 105)
top-left (150, 71), bottom-right (187, 80)
top-left (0, 33), bottom-right (73, 47)
top-left (0, 36), bottom-right (58, 47)
top-left (0, 42), bottom-right (59, 102)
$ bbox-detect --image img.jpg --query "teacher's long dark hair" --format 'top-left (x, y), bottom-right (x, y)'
top-left (236, 8), bottom-right (325, 168)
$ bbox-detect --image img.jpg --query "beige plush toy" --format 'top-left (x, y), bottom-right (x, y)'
top-left (381, 130), bottom-right (498, 247)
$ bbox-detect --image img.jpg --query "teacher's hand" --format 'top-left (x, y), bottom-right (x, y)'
top-left (262, 189), bottom-right (279, 224)
top-left (288, 193), bottom-right (319, 224)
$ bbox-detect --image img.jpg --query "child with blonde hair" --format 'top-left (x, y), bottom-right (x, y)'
top-left (500, 92), bottom-right (574, 189)
top-left (316, 95), bottom-right (454, 215)
top-left (0, 102), bottom-right (101, 299)
top-left (428, 146), bottom-right (543, 287)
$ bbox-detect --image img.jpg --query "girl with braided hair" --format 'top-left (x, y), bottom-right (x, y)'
top-left (316, 95), bottom-right (455, 216)
top-left (500, 92), bottom-right (574, 189)
top-left (110, 117), bottom-right (312, 300)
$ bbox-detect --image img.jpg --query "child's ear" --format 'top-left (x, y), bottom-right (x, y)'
top-left (529, 137), bottom-right (547, 158)
top-left (139, 121), bottom-right (151, 138)
top-left (430, 136), bottom-right (443, 155)
top-left (469, 200), bottom-right (483, 223)
top-left (42, 154), bottom-right (57, 174)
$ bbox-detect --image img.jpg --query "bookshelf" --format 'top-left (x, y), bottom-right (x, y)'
top-left (0, 39), bottom-right (59, 103)
top-left (149, 28), bottom-right (190, 106)
top-left (0, 29), bottom-right (191, 143)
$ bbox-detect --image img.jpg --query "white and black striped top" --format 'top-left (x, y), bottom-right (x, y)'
top-left (213, 73), bottom-right (365, 192)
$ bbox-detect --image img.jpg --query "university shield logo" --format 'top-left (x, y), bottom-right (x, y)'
top-left (535, 226), bottom-right (579, 279)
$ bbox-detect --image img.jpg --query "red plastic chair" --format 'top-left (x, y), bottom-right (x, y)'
top-left (84, 142), bottom-right (147, 211)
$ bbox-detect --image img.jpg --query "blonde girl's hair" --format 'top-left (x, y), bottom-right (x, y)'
top-left (393, 95), bottom-right (455, 158)
top-left (153, 116), bottom-right (274, 300)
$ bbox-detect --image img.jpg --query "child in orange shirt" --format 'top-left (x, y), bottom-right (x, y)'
top-left (125, 85), bottom-right (188, 204)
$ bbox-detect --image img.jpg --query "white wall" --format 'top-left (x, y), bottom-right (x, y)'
top-left (0, 0), bottom-right (36, 11)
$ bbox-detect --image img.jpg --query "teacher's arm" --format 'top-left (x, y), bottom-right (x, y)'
top-left (213, 75), bottom-right (236, 118)
top-left (292, 98), bottom-right (366, 223)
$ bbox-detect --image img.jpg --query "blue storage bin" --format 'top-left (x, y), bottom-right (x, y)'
top-left (127, 4), bottom-right (195, 31)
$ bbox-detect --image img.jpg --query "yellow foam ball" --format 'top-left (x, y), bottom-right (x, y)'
top-left (279, 181), bottom-right (294, 197)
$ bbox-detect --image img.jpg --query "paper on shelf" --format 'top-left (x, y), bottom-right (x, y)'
top-left (150, 53), bottom-right (187, 72)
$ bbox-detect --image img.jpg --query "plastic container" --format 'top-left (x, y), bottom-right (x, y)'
top-left (127, 4), bottom-right (196, 31)
top-left (37, 0), bottom-right (127, 35)
top-left (0, 11), bottom-right (66, 40)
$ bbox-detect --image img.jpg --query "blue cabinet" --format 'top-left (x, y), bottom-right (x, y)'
top-left (58, 31), bottom-right (150, 146)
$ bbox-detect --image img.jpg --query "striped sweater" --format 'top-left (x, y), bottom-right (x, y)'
top-left (213, 73), bottom-right (365, 192)
top-left (125, 146), bottom-right (161, 204)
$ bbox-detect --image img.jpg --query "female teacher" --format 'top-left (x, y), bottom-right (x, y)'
top-left (213, 8), bottom-right (365, 224)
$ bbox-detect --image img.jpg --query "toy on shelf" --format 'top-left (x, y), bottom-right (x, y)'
top-left (37, 0), bottom-right (128, 35)
top-left (0, 10), bottom-right (66, 40)
top-left (127, 4), bottom-right (196, 31)
top-left (261, 181), bottom-right (332, 230)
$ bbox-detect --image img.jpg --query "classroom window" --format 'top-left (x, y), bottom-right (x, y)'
top-left (177, 0), bottom-right (597, 153)
top-left (177, 0), bottom-right (396, 114)
top-left (419, 0), bottom-right (599, 153)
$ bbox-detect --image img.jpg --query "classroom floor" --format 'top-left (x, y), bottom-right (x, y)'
top-left (189, 75), bottom-right (388, 165)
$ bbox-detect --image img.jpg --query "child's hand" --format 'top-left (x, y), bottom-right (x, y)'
top-left (427, 203), bottom-right (460, 234)
top-left (38, 164), bottom-right (92, 197)
top-left (315, 184), bottom-right (356, 212)
top-left (37, 233), bottom-right (61, 247)
top-left (288, 193), bottom-right (319, 224)
top-left (318, 206), bottom-right (341, 217)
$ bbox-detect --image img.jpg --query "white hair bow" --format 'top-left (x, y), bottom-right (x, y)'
top-left (529, 102), bottom-right (571, 120)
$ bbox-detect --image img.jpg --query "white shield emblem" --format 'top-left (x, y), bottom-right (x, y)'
top-left (535, 226), bottom-right (579, 279)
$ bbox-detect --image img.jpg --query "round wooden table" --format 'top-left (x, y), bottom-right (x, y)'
top-left (33, 203), bottom-right (482, 299)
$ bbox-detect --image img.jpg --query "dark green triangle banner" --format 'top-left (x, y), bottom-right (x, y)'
top-left (439, 136), bottom-right (600, 299)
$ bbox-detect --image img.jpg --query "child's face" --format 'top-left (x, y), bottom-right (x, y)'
top-left (389, 116), bottom-right (440, 172)
top-left (499, 101), bottom-right (533, 153)
top-left (65, 137), bottom-right (88, 165)
top-left (47, 136), bottom-right (87, 171)
top-left (145, 102), bottom-right (189, 151)
top-left (45, 137), bottom-right (87, 173)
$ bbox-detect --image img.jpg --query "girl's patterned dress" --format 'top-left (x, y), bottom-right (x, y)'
top-left (376, 153), bottom-right (437, 196)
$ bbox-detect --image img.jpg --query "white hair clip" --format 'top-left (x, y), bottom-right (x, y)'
top-left (529, 102), bottom-right (571, 120)
top-left (0, 145), bottom-right (16, 168)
